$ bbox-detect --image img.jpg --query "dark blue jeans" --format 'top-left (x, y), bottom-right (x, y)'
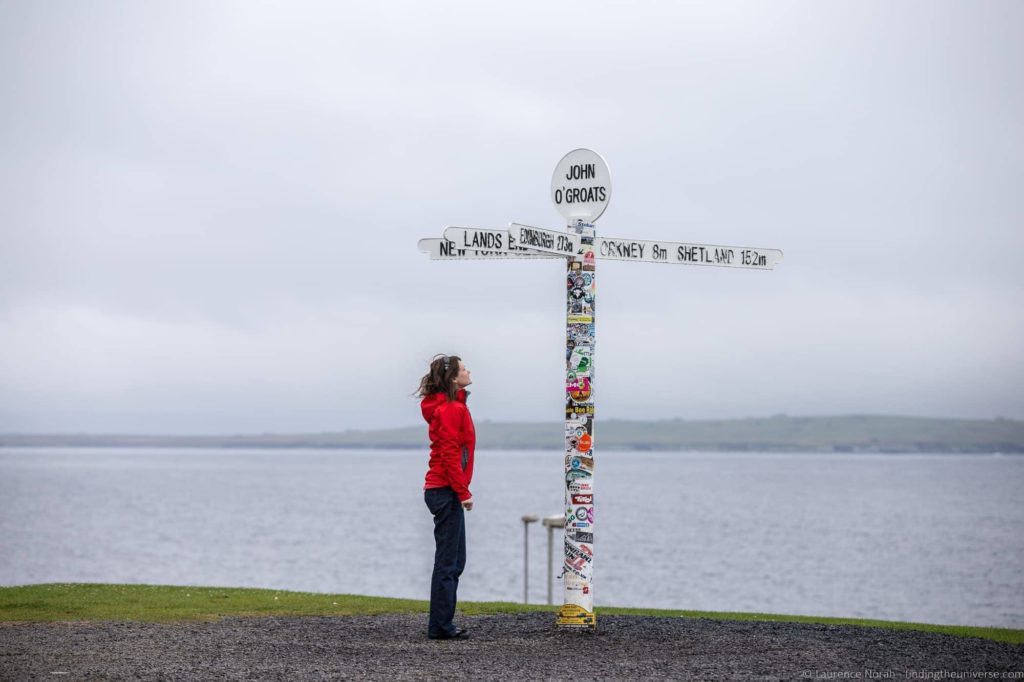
top-left (424, 486), bottom-right (466, 637)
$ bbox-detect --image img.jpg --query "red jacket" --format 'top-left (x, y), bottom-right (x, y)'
top-left (422, 389), bottom-right (475, 501)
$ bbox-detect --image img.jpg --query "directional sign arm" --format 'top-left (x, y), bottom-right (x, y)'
top-left (418, 238), bottom-right (560, 260)
top-left (442, 226), bottom-right (556, 256)
top-left (509, 223), bottom-right (581, 257)
top-left (596, 236), bottom-right (783, 270)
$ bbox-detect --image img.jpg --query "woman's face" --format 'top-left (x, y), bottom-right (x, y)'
top-left (454, 361), bottom-right (473, 388)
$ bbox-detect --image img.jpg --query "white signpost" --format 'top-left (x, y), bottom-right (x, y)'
top-left (551, 147), bottom-right (612, 223)
top-left (418, 148), bottom-right (783, 629)
top-left (509, 223), bottom-right (581, 257)
top-left (418, 237), bottom-right (558, 260)
top-left (596, 236), bottom-right (783, 269)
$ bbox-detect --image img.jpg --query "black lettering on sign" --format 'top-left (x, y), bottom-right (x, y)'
top-left (566, 163), bottom-right (596, 180)
top-left (462, 231), bottom-right (504, 250)
top-left (652, 244), bottom-right (667, 261)
top-left (519, 227), bottom-right (554, 250)
top-left (558, 185), bottom-right (608, 204)
top-left (741, 249), bottom-right (768, 267)
top-left (606, 240), bottom-right (644, 259)
top-left (439, 240), bottom-right (456, 257)
top-left (715, 248), bottom-right (734, 265)
top-left (676, 245), bottom-right (715, 263)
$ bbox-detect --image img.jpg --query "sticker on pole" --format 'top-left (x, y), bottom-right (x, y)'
top-left (551, 148), bottom-right (611, 223)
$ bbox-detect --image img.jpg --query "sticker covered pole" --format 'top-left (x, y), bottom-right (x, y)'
top-left (551, 148), bottom-right (610, 629)
top-left (559, 217), bottom-right (597, 627)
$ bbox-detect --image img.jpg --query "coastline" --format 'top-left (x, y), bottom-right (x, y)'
top-left (2, 415), bottom-right (1022, 454)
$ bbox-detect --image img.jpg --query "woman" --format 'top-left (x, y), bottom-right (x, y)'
top-left (418, 354), bottom-right (475, 640)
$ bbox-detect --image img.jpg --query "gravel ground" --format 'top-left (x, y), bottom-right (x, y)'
top-left (2, 614), bottom-right (1022, 681)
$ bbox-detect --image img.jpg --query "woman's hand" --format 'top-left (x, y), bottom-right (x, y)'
top-left (461, 497), bottom-right (474, 511)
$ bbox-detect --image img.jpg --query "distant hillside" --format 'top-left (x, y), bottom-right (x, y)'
top-left (2, 415), bottom-right (1022, 453)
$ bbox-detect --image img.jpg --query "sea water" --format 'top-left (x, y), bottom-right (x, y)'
top-left (1, 448), bottom-right (1021, 628)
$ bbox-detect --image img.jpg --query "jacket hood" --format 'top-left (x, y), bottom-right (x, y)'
top-left (420, 390), bottom-right (469, 423)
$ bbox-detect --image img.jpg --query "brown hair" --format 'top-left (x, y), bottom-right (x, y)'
top-left (417, 354), bottom-right (462, 402)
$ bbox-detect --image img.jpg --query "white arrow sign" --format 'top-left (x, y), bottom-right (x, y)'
top-left (597, 236), bottom-right (784, 270)
top-left (509, 223), bottom-right (581, 257)
top-left (442, 227), bottom-right (552, 256)
top-left (417, 238), bottom-right (560, 260)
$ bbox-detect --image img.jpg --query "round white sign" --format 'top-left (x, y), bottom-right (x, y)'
top-left (551, 148), bottom-right (611, 223)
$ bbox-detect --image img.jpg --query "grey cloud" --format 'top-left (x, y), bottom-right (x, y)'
top-left (1, 1), bottom-right (1022, 432)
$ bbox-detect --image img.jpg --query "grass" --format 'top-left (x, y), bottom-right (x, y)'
top-left (1, 583), bottom-right (1021, 645)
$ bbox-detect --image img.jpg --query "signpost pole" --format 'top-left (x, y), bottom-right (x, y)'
top-left (416, 146), bottom-right (782, 632)
top-left (559, 218), bottom-right (598, 628)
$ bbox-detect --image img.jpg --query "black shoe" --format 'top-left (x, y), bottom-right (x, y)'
top-left (429, 627), bottom-right (468, 640)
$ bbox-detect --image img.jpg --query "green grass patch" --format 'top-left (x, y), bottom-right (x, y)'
top-left (1, 583), bottom-right (1021, 645)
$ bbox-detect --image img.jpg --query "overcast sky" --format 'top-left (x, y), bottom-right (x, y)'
top-left (1, 1), bottom-right (1021, 434)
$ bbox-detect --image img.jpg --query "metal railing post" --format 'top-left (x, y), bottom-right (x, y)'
top-left (541, 514), bottom-right (565, 606)
top-left (520, 514), bottom-right (539, 604)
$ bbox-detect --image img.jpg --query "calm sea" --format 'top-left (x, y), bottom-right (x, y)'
top-left (1, 448), bottom-right (1021, 628)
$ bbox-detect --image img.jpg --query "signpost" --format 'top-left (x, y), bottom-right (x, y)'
top-left (509, 223), bottom-right (581, 257)
top-left (417, 237), bottom-right (558, 260)
top-left (595, 236), bottom-right (782, 268)
top-left (417, 148), bottom-right (783, 629)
